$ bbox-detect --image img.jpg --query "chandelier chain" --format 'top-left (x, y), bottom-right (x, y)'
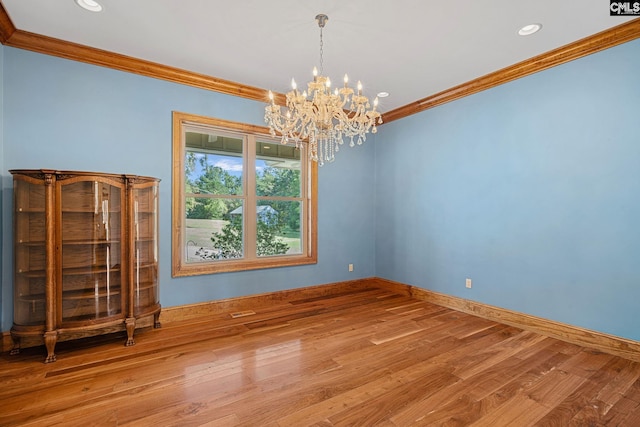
top-left (319, 25), bottom-right (324, 75)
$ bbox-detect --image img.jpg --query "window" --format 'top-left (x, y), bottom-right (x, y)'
top-left (172, 112), bottom-right (317, 276)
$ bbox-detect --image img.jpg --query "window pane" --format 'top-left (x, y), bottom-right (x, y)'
top-left (256, 141), bottom-right (301, 198)
top-left (185, 197), bottom-right (243, 262)
top-left (256, 200), bottom-right (302, 257)
top-left (185, 131), bottom-right (243, 196)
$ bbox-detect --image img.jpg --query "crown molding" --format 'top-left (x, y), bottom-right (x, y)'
top-left (0, 3), bottom-right (637, 123)
top-left (0, 3), bottom-right (287, 105)
top-left (1, 29), bottom-right (285, 104)
top-left (0, 2), bottom-right (15, 43)
top-left (381, 18), bottom-right (640, 124)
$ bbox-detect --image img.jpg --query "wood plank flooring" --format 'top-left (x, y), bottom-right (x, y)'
top-left (2, 286), bottom-right (640, 426)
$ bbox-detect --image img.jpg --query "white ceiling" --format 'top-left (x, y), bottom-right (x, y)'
top-left (2, 0), bottom-right (636, 113)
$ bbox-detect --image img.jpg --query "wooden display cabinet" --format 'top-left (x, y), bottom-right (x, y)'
top-left (10, 170), bottom-right (161, 362)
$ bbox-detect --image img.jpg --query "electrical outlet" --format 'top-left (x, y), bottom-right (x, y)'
top-left (466, 278), bottom-right (472, 288)
top-left (348, 263), bottom-right (354, 272)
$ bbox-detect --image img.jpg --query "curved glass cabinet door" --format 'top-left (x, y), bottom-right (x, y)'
top-left (59, 178), bottom-right (124, 324)
top-left (132, 181), bottom-right (160, 323)
top-left (13, 177), bottom-right (47, 327)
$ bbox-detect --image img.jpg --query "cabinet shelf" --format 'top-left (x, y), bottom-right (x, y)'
top-left (62, 209), bottom-right (122, 213)
top-left (17, 269), bottom-right (46, 278)
top-left (62, 287), bottom-right (122, 300)
top-left (10, 169), bottom-right (161, 363)
top-left (17, 293), bottom-right (45, 304)
top-left (62, 265), bottom-right (123, 276)
top-left (56, 262), bottom-right (154, 276)
top-left (134, 262), bottom-right (157, 270)
top-left (18, 289), bottom-right (122, 304)
top-left (16, 208), bottom-right (45, 213)
top-left (62, 239), bottom-right (121, 245)
top-left (133, 281), bottom-right (158, 291)
top-left (16, 240), bottom-right (46, 246)
top-left (17, 265), bottom-right (129, 277)
top-left (62, 312), bottom-right (123, 323)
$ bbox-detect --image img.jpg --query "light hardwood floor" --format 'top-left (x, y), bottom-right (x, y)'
top-left (1, 286), bottom-right (640, 426)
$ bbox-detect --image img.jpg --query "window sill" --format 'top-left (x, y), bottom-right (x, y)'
top-left (172, 253), bottom-right (317, 277)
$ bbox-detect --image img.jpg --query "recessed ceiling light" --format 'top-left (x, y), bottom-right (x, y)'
top-left (518, 23), bottom-right (542, 36)
top-left (377, 92), bottom-right (389, 98)
top-left (75, 0), bottom-right (103, 12)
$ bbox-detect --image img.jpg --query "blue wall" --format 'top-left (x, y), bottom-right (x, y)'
top-left (0, 47), bottom-right (376, 331)
top-left (3, 37), bottom-right (640, 343)
top-left (375, 39), bottom-right (640, 341)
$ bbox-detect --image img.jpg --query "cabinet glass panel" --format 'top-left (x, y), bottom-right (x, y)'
top-left (133, 184), bottom-right (160, 314)
top-left (13, 178), bottom-right (46, 326)
top-left (60, 180), bottom-right (123, 322)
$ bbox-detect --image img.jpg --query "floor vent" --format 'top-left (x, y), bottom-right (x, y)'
top-left (230, 310), bottom-right (256, 319)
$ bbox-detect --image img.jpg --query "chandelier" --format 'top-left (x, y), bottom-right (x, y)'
top-left (265, 14), bottom-right (383, 166)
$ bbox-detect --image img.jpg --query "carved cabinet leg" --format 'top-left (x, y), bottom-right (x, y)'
top-left (154, 312), bottom-right (162, 329)
top-left (9, 333), bottom-right (21, 355)
top-left (43, 331), bottom-right (58, 363)
top-left (125, 318), bottom-right (136, 346)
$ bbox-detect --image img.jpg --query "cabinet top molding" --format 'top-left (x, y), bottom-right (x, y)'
top-left (10, 169), bottom-right (160, 182)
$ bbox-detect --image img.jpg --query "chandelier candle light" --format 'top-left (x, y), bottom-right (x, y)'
top-left (265, 14), bottom-right (383, 166)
